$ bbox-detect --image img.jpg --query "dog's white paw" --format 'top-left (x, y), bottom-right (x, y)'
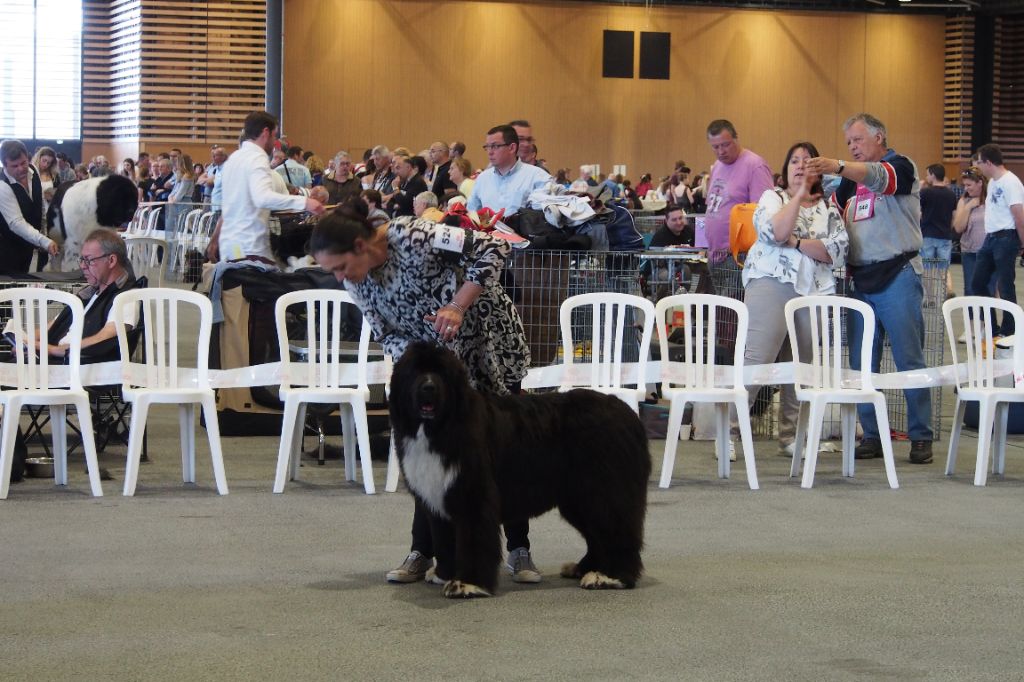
top-left (443, 580), bottom-right (492, 599)
top-left (579, 571), bottom-right (625, 590)
top-left (424, 567), bottom-right (446, 585)
top-left (560, 562), bottom-right (580, 579)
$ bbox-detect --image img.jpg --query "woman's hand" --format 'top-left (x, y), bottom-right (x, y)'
top-left (961, 196), bottom-right (980, 211)
top-left (425, 304), bottom-right (464, 341)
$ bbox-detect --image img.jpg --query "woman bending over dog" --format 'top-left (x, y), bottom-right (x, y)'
top-left (309, 201), bottom-right (538, 585)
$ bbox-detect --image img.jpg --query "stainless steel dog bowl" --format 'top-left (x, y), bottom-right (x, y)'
top-left (24, 457), bottom-right (55, 479)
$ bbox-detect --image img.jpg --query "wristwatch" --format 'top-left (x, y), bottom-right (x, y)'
top-left (836, 160), bottom-right (846, 175)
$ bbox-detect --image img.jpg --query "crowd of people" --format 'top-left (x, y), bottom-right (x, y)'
top-left (4, 108), bottom-right (1024, 588)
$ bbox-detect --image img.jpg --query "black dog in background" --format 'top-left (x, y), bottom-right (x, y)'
top-left (389, 342), bottom-right (651, 598)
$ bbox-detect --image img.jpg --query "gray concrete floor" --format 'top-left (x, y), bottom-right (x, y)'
top-left (2, 266), bottom-right (1024, 681)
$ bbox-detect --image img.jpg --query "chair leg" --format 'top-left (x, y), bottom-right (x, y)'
top-left (385, 431), bottom-right (400, 493)
top-left (350, 400), bottom-right (376, 495)
top-left (993, 401), bottom-right (1009, 476)
top-left (800, 399), bottom-right (826, 489)
top-left (973, 397), bottom-right (996, 487)
top-left (341, 405), bottom-right (356, 483)
top-left (659, 398), bottom-right (686, 489)
top-left (733, 398), bottom-right (758, 491)
top-left (790, 402), bottom-right (809, 478)
top-left (200, 395), bottom-right (228, 495)
top-left (715, 403), bottom-right (730, 480)
top-left (274, 397), bottom-right (302, 494)
top-left (946, 397), bottom-right (966, 476)
top-left (51, 405), bottom-right (68, 486)
top-left (123, 398), bottom-right (151, 496)
top-left (72, 397), bottom-right (103, 497)
top-left (292, 403), bottom-right (307, 481)
top-left (841, 404), bottom-right (856, 478)
top-left (0, 399), bottom-right (24, 500)
top-left (179, 404), bottom-right (197, 483)
top-left (872, 396), bottom-right (900, 490)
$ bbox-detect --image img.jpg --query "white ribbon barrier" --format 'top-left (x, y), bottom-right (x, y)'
top-left (0, 358), bottom-right (1014, 392)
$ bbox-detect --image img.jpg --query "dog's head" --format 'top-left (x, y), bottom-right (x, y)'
top-left (390, 342), bottom-right (471, 434)
top-left (95, 174), bottom-right (139, 227)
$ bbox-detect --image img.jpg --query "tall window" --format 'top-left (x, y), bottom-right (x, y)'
top-left (0, 0), bottom-right (82, 140)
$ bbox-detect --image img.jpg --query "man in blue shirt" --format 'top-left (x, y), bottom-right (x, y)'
top-left (467, 125), bottom-right (550, 215)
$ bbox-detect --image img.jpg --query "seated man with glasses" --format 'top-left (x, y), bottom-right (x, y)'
top-left (466, 124), bottom-right (550, 217)
top-left (4, 228), bottom-right (142, 485)
top-left (42, 228), bottom-right (142, 363)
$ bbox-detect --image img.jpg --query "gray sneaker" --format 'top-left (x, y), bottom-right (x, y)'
top-left (506, 547), bottom-right (542, 583)
top-left (386, 551), bottom-right (432, 583)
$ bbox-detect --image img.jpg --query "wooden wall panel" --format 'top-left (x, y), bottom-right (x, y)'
top-left (83, 0), bottom-right (266, 163)
top-left (282, 0), bottom-right (946, 180)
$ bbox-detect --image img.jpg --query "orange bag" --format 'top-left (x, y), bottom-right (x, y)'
top-left (729, 202), bottom-right (758, 262)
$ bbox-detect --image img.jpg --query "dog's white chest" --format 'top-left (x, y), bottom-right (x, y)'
top-left (401, 426), bottom-right (459, 519)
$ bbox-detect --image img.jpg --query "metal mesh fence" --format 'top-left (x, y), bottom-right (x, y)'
top-left (507, 248), bottom-right (946, 441)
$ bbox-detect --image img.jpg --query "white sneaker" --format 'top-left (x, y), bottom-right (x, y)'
top-left (958, 331), bottom-right (967, 344)
top-left (779, 442), bottom-right (796, 458)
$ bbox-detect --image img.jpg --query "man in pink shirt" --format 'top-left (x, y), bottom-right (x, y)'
top-left (702, 119), bottom-right (774, 257)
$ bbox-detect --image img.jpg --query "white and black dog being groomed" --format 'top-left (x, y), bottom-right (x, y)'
top-left (389, 342), bottom-right (651, 598)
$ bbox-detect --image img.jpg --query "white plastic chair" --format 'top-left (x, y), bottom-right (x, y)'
top-left (125, 205), bottom-right (151, 236)
top-left (272, 290), bottom-right (377, 494)
top-left (113, 289), bottom-right (228, 496)
top-left (168, 208), bottom-right (203, 273)
top-left (785, 296), bottom-right (899, 489)
top-left (943, 297), bottom-right (1024, 486)
top-left (141, 206), bottom-right (162, 236)
top-left (0, 289), bottom-right (104, 499)
top-left (558, 292), bottom-right (655, 413)
top-left (655, 294), bottom-right (758, 489)
top-left (125, 236), bottom-right (167, 287)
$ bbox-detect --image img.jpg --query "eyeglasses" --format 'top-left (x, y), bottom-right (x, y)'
top-left (79, 254), bottom-right (109, 268)
top-left (482, 143), bottom-right (512, 151)
top-left (962, 168), bottom-right (981, 179)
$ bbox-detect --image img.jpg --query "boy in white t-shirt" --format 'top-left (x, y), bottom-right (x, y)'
top-left (972, 143), bottom-right (1024, 337)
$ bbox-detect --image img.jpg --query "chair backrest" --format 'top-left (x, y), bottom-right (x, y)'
top-left (113, 288), bottom-right (213, 391)
top-left (177, 208), bottom-right (203, 242)
top-left (143, 206), bottom-right (162, 236)
top-left (0, 288), bottom-right (84, 392)
top-left (126, 206), bottom-right (150, 235)
top-left (275, 289), bottom-right (371, 391)
top-left (785, 295), bottom-right (875, 391)
top-left (126, 236), bottom-right (167, 288)
top-left (943, 296), bottom-right (1024, 391)
top-left (192, 212), bottom-right (216, 251)
top-left (558, 292), bottom-right (655, 390)
top-left (655, 293), bottom-right (748, 390)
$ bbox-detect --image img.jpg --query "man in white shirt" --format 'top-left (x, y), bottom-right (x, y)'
top-left (0, 139), bottom-right (59, 274)
top-left (208, 111), bottom-right (323, 262)
top-left (971, 143), bottom-right (1024, 337)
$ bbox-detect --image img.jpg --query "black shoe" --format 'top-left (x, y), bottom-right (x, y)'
top-left (854, 438), bottom-right (883, 459)
top-left (909, 440), bottom-right (933, 464)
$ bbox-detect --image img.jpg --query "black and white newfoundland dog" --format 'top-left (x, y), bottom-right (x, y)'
top-left (53, 174), bottom-right (138, 270)
top-left (390, 342), bottom-right (651, 598)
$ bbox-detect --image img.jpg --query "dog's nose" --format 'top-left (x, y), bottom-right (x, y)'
top-left (417, 377), bottom-right (437, 401)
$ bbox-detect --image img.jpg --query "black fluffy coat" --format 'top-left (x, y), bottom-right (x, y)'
top-left (390, 342), bottom-right (651, 595)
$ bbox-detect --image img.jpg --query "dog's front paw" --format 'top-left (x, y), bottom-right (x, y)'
top-left (579, 571), bottom-right (626, 590)
top-left (443, 580), bottom-right (492, 599)
top-left (425, 567), bottom-right (446, 585)
top-left (560, 562), bottom-right (581, 579)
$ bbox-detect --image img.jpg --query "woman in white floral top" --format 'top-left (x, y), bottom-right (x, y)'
top-left (740, 141), bottom-right (849, 456)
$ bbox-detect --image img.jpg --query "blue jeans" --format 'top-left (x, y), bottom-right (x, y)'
top-left (848, 265), bottom-right (933, 442)
top-left (971, 229), bottom-right (1020, 336)
top-left (960, 252), bottom-right (996, 298)
top-left (921, 237), bottom-right (952, 267)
